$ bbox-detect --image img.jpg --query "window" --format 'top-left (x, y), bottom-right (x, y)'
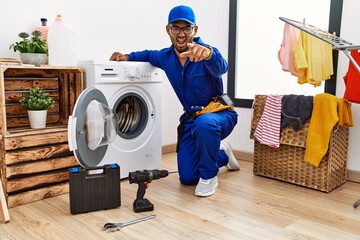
top-left (227, 0), bottom-right (343, 108)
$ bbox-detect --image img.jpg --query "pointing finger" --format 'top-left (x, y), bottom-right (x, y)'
top-left (187, 43), bottom-right (195, 49)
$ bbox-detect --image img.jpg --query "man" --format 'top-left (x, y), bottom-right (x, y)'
top-left (110, 5), bottom-right (239, 197)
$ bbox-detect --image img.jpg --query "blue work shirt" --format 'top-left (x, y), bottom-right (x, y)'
top-left (128, 37), bottom-right (228, 114)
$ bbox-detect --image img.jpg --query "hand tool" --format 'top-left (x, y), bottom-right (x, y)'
top-left (103, 214), bottom-right (156, 232)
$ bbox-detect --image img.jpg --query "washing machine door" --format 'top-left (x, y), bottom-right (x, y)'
top-left (68, 87), bottom-right (119, 167)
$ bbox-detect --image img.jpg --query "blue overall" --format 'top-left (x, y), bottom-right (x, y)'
top-left (128, 37), bottom-right (238, 184)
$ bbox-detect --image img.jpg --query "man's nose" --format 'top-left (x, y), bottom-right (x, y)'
top-left (178, 29), bottom-right (186, 36)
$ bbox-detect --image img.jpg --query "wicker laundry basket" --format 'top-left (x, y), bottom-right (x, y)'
top-left (250, 95), bottom-right (349, 192)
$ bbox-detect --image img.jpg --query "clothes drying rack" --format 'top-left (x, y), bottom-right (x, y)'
top-left (280, 17), bottom-right (360, 208)
top-left (280, 17), bottom-right (360, 73)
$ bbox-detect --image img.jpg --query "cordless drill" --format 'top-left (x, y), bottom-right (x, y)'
top-left (129, 169), bottom-right (175, 212)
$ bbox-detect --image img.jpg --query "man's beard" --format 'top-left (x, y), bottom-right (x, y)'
top-left (175, 46), bottom-right (188, 53)
top-left (173, 36), bottom-right (193, 53)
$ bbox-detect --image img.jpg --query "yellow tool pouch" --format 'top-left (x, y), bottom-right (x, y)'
top-left (176, 94), bottom-right (234, 153)
top-left (195, 98), bottom-right (234, 116)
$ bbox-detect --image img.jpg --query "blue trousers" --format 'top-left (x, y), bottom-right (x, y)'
top-left (177, 109), bottom-right (238, 185)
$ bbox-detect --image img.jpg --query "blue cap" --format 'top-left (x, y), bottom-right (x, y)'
top-left (168, 5), bottom-right (196, 25)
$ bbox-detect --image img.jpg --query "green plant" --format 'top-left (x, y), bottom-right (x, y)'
top-left (20, 88), bottom-right (54, 110)
top-left (9, 31), bottom-right (48, 54)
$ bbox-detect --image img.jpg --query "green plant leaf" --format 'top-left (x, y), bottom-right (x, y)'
top-left (19, 88), bottom-right (55, 110)
top-left (10, 31), bottom-right (47, 54)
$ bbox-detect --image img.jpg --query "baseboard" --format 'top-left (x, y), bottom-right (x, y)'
top-left (162, 145), bottom-right (360, 183)
top-left (347, 170), bottom-right (360, 183)
top-left (162, 144), bottom-right (177, 154)
top-left (162, 144), bottom-right (254, 162)
top-left (234, 150), bottom-right (253, 162)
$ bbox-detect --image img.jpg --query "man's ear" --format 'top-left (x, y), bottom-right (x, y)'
top-left (166, 25), bottom-right (171, 35)
top-left (193, 25), bottom-right (198, 35)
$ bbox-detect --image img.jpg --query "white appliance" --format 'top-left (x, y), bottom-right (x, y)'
top-left (68, 60), bottom-right (162, 178)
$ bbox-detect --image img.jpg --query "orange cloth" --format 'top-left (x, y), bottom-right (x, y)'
top-left (338, 99), bottom-right (353, 127)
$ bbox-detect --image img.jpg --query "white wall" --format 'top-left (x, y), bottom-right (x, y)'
top-left (0, 0), bottom-right (229, 146)
top-left (1, 0), bottom-right (359, 171)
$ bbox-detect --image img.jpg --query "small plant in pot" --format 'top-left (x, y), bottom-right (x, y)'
top-left (20, 88), bottom-right (54, 129)
top-left (9, 31), bottom-right (48, 66)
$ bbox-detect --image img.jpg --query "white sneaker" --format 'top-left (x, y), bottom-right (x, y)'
top-left (220, 141), bottom-right (240, 171)
top-left (195, 176), bottom-right (218, 197)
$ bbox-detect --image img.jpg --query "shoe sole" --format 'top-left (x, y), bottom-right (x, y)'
top-left (223, 142), bottom-right (240, 171)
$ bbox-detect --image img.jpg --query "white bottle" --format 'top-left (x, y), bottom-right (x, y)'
top-left (47, 14), bottom-right (77, 66)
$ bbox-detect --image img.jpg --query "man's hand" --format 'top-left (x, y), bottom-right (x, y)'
top-left (179, 43), bottom-right (213, 62)
top-left (110, 52), bottom-right (129, 61)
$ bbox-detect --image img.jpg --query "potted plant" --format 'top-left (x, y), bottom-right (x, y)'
top-left (19, 88), bottom-right (54, 129)
top-left (9, 30), bottom-right (48, 66)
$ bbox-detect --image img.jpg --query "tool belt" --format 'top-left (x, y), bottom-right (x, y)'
top-left (176, 94), bottom-right (235, 152)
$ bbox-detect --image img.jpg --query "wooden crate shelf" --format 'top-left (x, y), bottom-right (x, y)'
top-left (0, 65), bottom-right (83, 208)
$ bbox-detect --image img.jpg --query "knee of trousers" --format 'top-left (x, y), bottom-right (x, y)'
top-left (179, 172), bottom-right (198, 185)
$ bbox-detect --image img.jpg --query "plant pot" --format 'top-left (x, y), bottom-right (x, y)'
top-left (20, 53), bottom-right (48, 66)
top-left (27, 110), bottom-right (48, 129)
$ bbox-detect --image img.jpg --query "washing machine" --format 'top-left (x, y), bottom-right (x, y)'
top-left (68, 60), bottom-right (163, 178)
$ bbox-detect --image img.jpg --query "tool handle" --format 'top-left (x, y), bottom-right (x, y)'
top-left (136, 182), bottom-right (147, 200)
top-left (121, 214), bottom-right (156, 227)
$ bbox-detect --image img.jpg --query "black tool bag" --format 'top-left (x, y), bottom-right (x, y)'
top-left (69, 164), bottom-right (121, 214)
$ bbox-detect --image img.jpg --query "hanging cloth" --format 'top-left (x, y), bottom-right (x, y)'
top-left (294, 31), bottom-right (333, 87)
top-left (343, 50), bottom-right (360, 104)
top-left (278, 23), bottom-right (300, 76)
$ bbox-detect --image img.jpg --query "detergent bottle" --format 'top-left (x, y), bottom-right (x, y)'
top-left (35, 18), bottom-right (48, 41)
top-left (47, 14), bottom-right (77, 66)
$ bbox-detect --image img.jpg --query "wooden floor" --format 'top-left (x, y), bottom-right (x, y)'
top-left (1, 152), bottom-right (360, 240)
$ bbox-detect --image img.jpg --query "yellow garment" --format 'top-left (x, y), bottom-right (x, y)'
top-left (294, 32), bottom-right (333, 87)
top-left (338, 99), bottom-right (353, 127)
top-left (304, 93), bottom-right (339, 167)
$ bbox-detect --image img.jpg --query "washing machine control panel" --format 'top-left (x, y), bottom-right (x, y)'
top-left (90, 62), bottom-right (162, 84)
top-left (124, 67), bottom-right (153, 81)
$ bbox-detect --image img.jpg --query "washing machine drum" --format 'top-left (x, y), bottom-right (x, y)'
top-left (68, 87), bottom-right (119, 167)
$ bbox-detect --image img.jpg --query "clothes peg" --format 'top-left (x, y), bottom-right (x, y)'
top-left (332, 32), bottom-right (337, 41)
top-left (302, 18), bottom-right (306, 25)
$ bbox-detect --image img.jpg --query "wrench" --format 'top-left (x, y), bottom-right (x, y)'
top-left (103, 214), bottom-right (156, 232)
